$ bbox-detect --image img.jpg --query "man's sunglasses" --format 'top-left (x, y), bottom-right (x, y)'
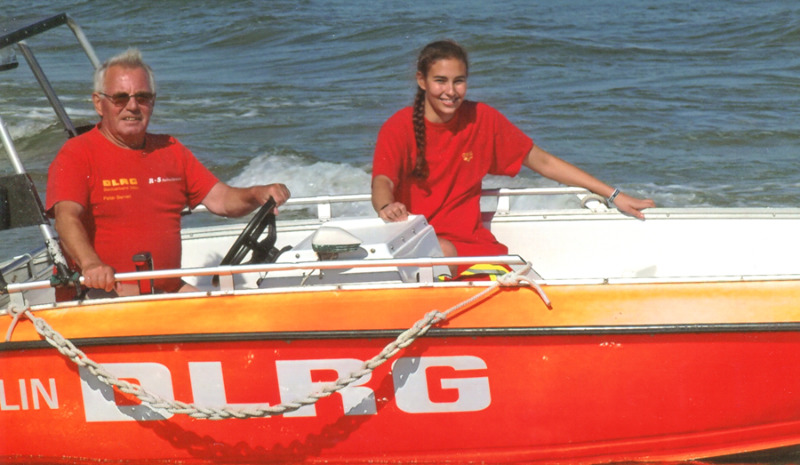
top-left (98, 92), bottom-right (156, 107)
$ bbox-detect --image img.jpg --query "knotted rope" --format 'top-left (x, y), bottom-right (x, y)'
top-left (3, 263), bottom-right (547, 420)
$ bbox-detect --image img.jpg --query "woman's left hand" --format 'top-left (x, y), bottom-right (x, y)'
top-left (612, 193), bottom-right (655, 220)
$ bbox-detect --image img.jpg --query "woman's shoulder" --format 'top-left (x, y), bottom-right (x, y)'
top-left (379, 106), bottom-right (414, 132)
top-left (385, 106), bottom-right (414, 122)
top-left (455, 101), bottom-right (507, 125)
top-left (470, 101), bottom-right (518, 129)
top-left (471, 101), bottom-right (503, 116)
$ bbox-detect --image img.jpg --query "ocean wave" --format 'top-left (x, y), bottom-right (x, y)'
top-left (4, 0), bottom-right (800, 213)
top-left (3, 116), bottom-right (56, 141)
top-left (227, 150), bottom-right (373, 217)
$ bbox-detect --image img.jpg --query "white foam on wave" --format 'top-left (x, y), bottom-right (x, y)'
top-left (228, 152), bottom-right (374, 216)
top-left (63, 107), bottom-right (98, 120)
top-left (2, 105), bottom-right (97, 141)
top-left (4, 118), bottom-right (52, 141)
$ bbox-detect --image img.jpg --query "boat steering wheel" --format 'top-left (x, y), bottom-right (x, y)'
top-left (219, 198), bottom-right (283, 266)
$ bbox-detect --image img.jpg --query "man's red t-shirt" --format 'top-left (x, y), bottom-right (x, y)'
top-left (46, 126), bottom-right (219, 292)
top-left (372, 101), bottom-right (533, 257)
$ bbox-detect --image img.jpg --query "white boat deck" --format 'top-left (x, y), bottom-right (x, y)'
top-left (4, 188), bottom-right (800, 313)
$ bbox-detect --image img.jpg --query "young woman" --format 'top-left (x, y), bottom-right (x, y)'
top-left (371, 40), bottom-right (655, 272)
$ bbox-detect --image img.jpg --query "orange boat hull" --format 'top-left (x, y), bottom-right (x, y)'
top-left (3, 282), bottom-right (800, 464)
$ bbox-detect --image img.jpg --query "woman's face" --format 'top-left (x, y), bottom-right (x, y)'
top-left (416, 57), bottom-right (468, 124)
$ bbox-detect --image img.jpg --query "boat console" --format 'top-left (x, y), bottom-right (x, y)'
top-left (258, 214), bottom-right (447, 287)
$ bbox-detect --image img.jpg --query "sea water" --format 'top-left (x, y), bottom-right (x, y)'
top-left (1, 0), bottom-right (800, 254)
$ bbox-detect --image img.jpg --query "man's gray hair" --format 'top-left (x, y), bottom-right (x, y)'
top-left (93, 48), bottom-right (156, 93)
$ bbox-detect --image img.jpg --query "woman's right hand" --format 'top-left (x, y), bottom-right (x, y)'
top-left (379, 201), bottom-right (409, 222)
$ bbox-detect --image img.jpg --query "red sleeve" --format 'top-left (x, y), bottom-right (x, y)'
top-left (372, 107), bottom-right (414, 188)
top-left (482, 103), bottom-right (534, 177)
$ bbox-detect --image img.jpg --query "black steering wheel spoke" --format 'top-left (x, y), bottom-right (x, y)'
top-left (219, 198), bottom-right (282, 268)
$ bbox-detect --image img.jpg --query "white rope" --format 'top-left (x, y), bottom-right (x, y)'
top-left (5, 303), bottom-right (26, 342)
top-left (497, 263), bottom-right (552, 309)
top-left (5, 264), bottom-right (546, 420)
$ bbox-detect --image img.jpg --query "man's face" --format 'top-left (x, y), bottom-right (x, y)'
top-left (92, 65), bottom-right (154, 149)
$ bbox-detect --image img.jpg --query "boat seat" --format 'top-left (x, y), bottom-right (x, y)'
top-left (0, 174), bottom-right (48, 230)
top-left (258, 214), bottom-right (446, 287)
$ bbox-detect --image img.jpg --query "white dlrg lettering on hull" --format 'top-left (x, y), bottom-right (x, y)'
top-left (0, 378), bottom-right (58, 411)
top-left (393, 356), bottom-right (491, 413)
top-left (189, 361), bottom-right (274, 411)
top-left (80, 362), bottom-right (174, 422)
top-left (79, 355), bottom-right (491, 422)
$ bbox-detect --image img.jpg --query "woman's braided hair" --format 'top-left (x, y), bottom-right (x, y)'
top-left (411, 40), bottom-right (469, 179)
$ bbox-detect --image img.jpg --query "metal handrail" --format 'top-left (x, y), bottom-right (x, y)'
top-left (184, 187), bottom-right (596, 220)
top-left (3, 255), bottom-right (529, 295)
top-left (0, 245), bottom-right (47, 277)
top-left (64, 14), bottom-right (101, 69)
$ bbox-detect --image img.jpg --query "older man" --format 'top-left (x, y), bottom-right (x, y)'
top-left (46, 48), bottom-right (289, 296)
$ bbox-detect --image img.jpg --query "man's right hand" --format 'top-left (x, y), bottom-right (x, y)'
top-left (80, 260), bottom-right (117, 292)
top-left (53, 200), bottom-right (120, 292)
